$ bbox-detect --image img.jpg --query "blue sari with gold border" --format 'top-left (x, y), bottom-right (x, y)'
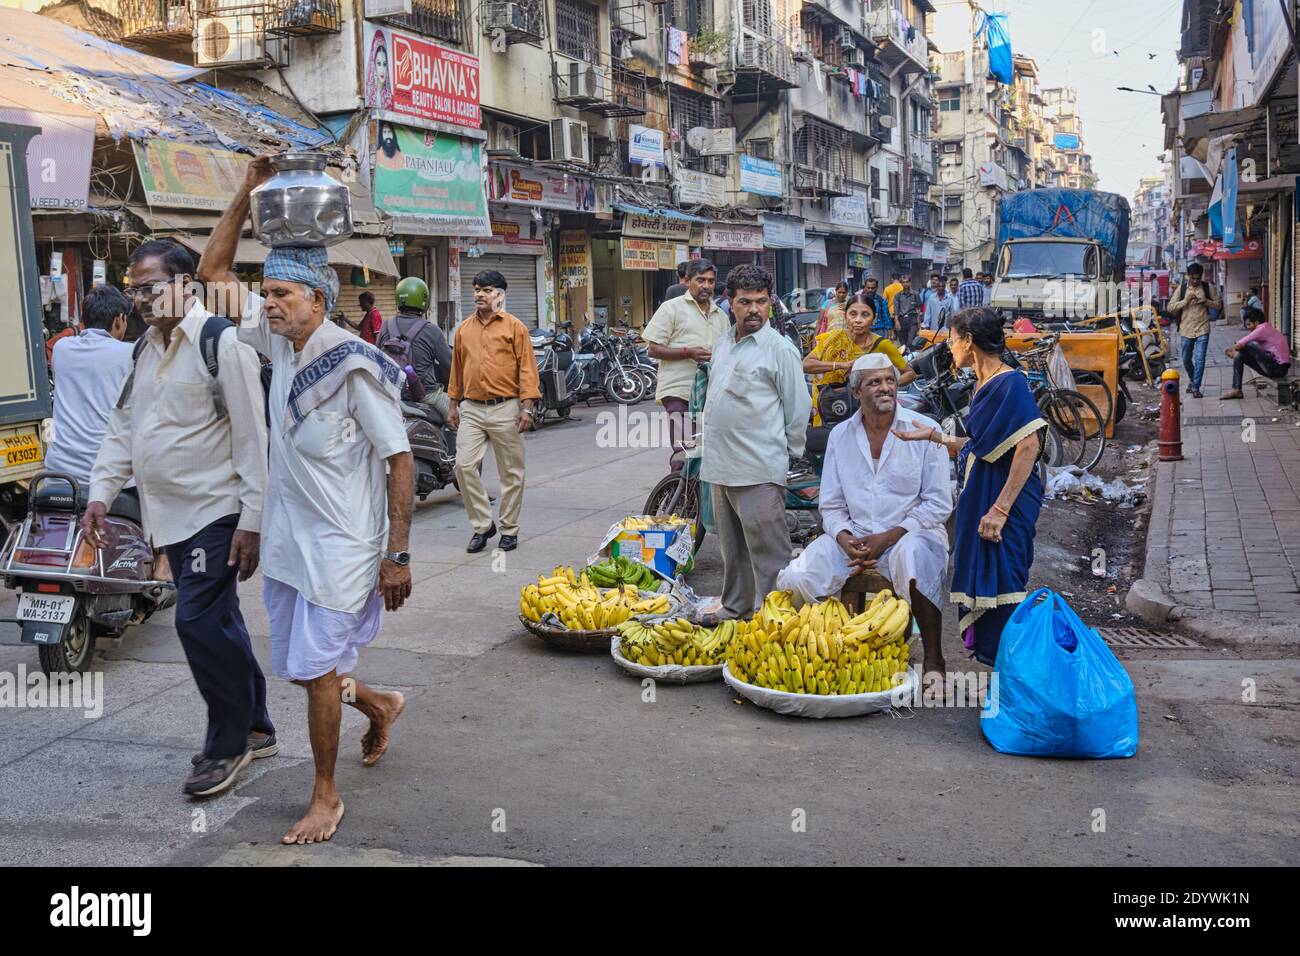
top-left (951, 369), bottom-right (1046, 665)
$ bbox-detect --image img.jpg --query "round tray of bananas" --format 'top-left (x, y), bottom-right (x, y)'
top-left (610, 618), bottom-right (733, 683)
top-left (519, 567), bottom-right (676, 652)
top-left (721, 590), bottom-right (918, 717)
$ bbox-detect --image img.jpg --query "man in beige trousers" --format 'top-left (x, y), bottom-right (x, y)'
top-left (448, 269), bottom-right (541, 552)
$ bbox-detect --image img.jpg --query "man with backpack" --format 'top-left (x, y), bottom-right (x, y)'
top-left (84, 239), bottom-right (275, 800)
top-left (376, 276), bottom-right (452, 421)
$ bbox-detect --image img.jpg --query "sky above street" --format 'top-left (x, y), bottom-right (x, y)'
top-left (931, 0), bottom-right (1185, 201)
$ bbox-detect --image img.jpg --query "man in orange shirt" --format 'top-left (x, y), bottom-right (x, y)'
top-left (447, 270), bottom-right (542, 552)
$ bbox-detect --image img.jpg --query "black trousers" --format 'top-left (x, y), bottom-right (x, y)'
top-left (163, 514), bottom-right (274, 760)
top-left (1233, 341), bottom-right (1291, 389)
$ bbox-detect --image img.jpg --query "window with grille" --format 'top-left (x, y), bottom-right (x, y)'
top-left (746, 137), bottom-right (774, 161)
top-left (669, 87), bottom-right (728, 176)
top-left (888, 171), bottom-right (902, 206)
top-left (669, 0), bottom-right (711, 34)
top-left (386, 0), bottom-right (467, 45)
top-left (944, 195), bottom-right (962, 222)
top-left (793, 120), bottom-right (850, 178)
top-left (741, 0), bottom-right (773, 35)
top-left (870, 166), bottom-right (882, 199)
top-left (556, 0), bottom-right (599, 62)
top-left (939, 92), bottom-right (960, 112)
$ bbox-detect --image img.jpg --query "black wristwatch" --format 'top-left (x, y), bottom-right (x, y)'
top-left (384, 550), bottom-right (410, 566)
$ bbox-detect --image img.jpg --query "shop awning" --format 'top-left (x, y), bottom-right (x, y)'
top-left (613, 202), bottom-right (711, 223)
top-left (173, 233), bottom-right (400, 277)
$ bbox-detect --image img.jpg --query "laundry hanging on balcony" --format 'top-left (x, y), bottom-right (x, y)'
top-left (979, 11), bottom-right (1014, 85)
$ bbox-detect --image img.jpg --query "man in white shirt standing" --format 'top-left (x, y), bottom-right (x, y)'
top-left (83, 239), bottom-right (274, 799)
top-left (777, 352), bottom-right (952, 675)
top-left (642, 258), bottom-right (730, 472)
top-left (201, 156), bottom-right (414, 846)
top-left (45, 284), bottom-right (134, 488)
top-left (700, 264), bottom-right (811, 621)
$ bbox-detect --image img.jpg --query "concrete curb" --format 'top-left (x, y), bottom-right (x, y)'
top-left (1125, 576), bottom-right (1175, 624)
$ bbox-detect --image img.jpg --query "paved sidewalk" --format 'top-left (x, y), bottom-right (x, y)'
top-left (1130, 318), bottom-right (1300, 645)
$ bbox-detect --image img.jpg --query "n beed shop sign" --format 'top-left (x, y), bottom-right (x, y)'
top-left (364, 24), bottom-right (480, 129)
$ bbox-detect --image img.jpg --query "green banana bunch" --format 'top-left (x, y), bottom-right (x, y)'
top-left (584, 555), bottom-right (658, 590)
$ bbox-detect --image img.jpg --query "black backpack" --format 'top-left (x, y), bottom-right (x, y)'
top-left (119, 315), bottom-right (272, 425)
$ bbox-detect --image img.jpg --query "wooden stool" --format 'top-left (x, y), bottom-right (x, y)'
top-left (838, 568), bottom-right (893, 615)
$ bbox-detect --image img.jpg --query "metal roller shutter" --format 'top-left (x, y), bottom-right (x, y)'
top-left (336, 272), bottom-right (398, 325)
top-left (458, 254), bottom-right (540, 327)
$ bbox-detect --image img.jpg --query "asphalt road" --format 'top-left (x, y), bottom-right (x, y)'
top-left (1, 404), bottom-right (1296, 866)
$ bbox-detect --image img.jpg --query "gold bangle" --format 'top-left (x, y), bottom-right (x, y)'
top-left (991, 503), bottom-right (1010, 517)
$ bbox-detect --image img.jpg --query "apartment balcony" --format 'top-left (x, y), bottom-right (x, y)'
top-left (611, 1), bottom-right (647, 41)
top-left (732, 30), bottom-right (799, 95)
top-left (266, 0), bottom-right (340, 37)
top-left (552, 56), bottom-right (648, 118)
top-left (908, 132), bottom-right (933, 169)
top-left (864, 0), bottom-right (929, 73)
top-left (120, 0), bottom-right (195, 44)
top-left (793, 164), bottom-right (851, 197)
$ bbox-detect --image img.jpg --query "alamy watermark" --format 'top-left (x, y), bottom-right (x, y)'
top-left (0, 665), bottom-right (103, 718)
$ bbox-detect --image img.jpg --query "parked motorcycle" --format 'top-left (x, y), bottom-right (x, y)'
top-left (1, 473), bottom-right (173, 674)
top-left (557, 322), bottom-right (647, 405)
top-left (528, 327), bottom-right (575, 427)
top-left (402, 403), bottom-right (458, 499)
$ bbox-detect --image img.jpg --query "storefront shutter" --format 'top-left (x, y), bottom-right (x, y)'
top-left (458, 254), bottom-right (540, 328)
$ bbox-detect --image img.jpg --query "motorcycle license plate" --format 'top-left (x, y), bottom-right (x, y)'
top-left (17, 593), bottom-right (76, 625)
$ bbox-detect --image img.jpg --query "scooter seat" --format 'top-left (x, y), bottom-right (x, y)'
top-left (32, 481), bottom-right (141, 524)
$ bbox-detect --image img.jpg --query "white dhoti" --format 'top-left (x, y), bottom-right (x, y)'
top-left (265, 577), bottom-right (384, 681)
top-left (777, 528), bottom-right (949, 611)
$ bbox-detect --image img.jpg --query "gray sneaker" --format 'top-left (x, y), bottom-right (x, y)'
top-left (183, 748), bottom-right (254, 798)
top-left (191, 731), bottom-right (278, 768)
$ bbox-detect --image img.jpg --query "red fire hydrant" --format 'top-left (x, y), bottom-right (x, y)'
top-left (1158, 368), bottom-right (1183, 461)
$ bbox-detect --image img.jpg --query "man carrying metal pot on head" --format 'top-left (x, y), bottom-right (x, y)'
top-left (198, 155), bottom-right (415, 847)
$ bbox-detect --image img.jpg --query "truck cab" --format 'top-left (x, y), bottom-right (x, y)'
top-left (992, 236), bottom-right (1124, 323)
top-left (0, 122), bottom-right (55, 537)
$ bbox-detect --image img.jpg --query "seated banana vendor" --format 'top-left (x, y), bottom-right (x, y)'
top-left (776, 352), bottom-right (952, 675)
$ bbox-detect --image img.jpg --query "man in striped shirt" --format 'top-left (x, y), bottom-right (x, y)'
top-left (956, 268), bottom-right (985, 310)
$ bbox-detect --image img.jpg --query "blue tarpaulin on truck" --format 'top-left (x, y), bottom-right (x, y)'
top-left (997, 188), bottom-right (1131, 264)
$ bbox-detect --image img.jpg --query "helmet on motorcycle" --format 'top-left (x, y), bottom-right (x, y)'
top-left (396, 276), bottom-right (430, 312)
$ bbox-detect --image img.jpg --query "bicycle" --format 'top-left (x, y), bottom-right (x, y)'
top-left (642, 364), bottom-right (710, 558)
top-left (1014, 334), bottom-right (1107, 472)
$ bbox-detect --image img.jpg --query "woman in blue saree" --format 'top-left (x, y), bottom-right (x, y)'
top-left (894, 308), bottom-right (1045, 666)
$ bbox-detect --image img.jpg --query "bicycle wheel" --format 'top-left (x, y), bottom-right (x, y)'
top-left (1070, 369), bottom-right (1113, 427)
top-left (1041, 389), bottom-right (1107, 471)
top-left (644, 473), bottom-right (706, 554)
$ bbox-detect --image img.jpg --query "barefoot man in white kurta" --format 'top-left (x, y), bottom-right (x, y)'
top-left (777, 352), bottom-right (952, 675)
top-left (200, 157), bottom-right (415, 845)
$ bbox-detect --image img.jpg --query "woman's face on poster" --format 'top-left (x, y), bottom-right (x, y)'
top-left (374, 46), bottom-right (389, 89)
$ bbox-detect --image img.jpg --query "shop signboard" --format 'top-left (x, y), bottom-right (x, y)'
top-left (620, 237), bottom-right (661, 270)
top-left (703, 222), bottom-right (764, 251)
top-left (828, 192), bottom-right (870, 232)
top-left (488, 160), bottom-right (600, 212)
top-left (762, 214), bottom-right (805, 249)
top-left (676, 168), bottom-right (729, 206)
top-left (363, 24), bottom-right (480, 130)
top-left (622, 212), bottom-right (691, 241)
top-left (558, 229), bottom-right (591, 289)
top-left (0, 107), bottom-right (94, 210)
top-left (373, 124), bottom-right (490, 236)
top-left (133, 138), bottom-right (249, 211)
top-left (628, 125), bottom-right (666, 167)
top-left (740, 154), bottom-right (782, 197)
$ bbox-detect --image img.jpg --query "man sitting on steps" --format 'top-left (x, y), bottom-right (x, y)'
top-left (1221, 307), bottom-right (1292, 400)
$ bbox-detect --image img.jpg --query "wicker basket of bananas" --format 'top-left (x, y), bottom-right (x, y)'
top-left (610, 618), bottom-right (732, 684)
top-left (519, 566), bottom-right (674, 652)
top-left (722, 590), bottom-right (917, 717)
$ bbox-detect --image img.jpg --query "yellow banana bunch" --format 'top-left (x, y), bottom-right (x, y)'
top-left (621, 514), bottom-right (691, 532)
top-left (520, 569), bottom-right (664, 631)
top-left (617, 617), bottom-right (734, 667)
top-left (725, 593), bottom-right (912, 695)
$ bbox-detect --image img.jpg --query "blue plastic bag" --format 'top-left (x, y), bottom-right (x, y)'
top-left (981, 588), bottom-right (1139, 758)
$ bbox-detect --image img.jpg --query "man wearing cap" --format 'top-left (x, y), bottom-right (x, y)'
top-left (777, 351), bottom-right (952, 675)
top-left (447, 269), bottom-right (541, 553)
top-left (200, 156), bottom-right (414, 845)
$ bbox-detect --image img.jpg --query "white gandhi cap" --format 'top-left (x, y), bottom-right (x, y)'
top-left (850, 352), bottom-right (896, 375)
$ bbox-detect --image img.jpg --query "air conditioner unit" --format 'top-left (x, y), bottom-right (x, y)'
top-left (194, 16), bottom-right (264, 67)
top-left (837, 26), bottom-right (855, 51)
top-left (559, 59), bottom-right (610, 100)
top-left (550, 117), bottom-right (591, 165)
top-left (941, 141), bottom-right (959, 153)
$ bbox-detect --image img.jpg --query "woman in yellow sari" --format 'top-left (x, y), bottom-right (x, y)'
top-left (803, 291), bottom-right (916, 426)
